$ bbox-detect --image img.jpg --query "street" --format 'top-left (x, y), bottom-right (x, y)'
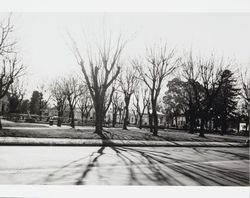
top-left (0, 146), bottom-right (249, 185)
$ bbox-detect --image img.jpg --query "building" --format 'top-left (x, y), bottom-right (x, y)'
top-left (171, 115), bottom-right (186, 129)
top-left (129, 110), bottom-right (167, 127)
top-left (46, 106), bottom-right (95, 122)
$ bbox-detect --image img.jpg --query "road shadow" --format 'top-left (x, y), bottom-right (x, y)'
top-left (42, 146), bottom-right (249, 185)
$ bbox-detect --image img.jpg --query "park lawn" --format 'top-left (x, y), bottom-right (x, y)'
top-left (1, 120), bottom-right (50, 128)
top-left (0, 126), bottom-right (248, 143)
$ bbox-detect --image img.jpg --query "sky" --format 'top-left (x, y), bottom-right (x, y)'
top-left (1, 12), bottom-right (250, 99)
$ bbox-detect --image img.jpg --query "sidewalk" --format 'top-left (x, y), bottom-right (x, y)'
top-left (0, 137), bottom-right (248, 147)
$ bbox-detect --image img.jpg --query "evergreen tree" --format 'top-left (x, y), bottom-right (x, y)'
top-left (29, 91), bottom-right (40, 114)
top-left (19, 99), bottom-right (30, 114)
top-left (213, 70), bottom-right (240, 135)
top-left (163, 78), bottom-right (188, 127)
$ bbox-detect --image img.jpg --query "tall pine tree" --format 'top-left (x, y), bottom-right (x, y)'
top-left (214, 69), bottom-right (240, 135)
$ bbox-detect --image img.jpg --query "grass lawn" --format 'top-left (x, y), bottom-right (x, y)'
top-left (0, 125), bottom-right (248, 143)
top-left (1, 119), bottom-right (50, 128)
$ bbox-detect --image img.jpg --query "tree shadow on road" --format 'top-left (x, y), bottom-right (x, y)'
top-left (42, 145), bottom-right (249, 185)
top-left (75, 146), bottom-right (105, 185)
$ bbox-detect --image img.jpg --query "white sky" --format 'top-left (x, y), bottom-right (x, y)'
top-left (1, 12), bottom-right (250, 98)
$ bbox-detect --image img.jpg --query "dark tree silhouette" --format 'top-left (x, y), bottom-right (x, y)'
top-left (119, 67), bottom-right (138, 130)
top-left (163, 78), bottom-right (188, 128)
top-left (213, 69), bottom-right (240, 135)
top-left (29, 90), bottom-right (40, 115)
top-left (37, 85), bottom-right (51, 120)
top-left (63, 75), bottom-right (83, 128)
top-left (77, 85), bottom-right (93, 124)
top-left (111, 91), bottom-right (122, 127)
top-left (7, 79), bottom-right (25, 113)
top-left (70, 34), bottom-right (126, 134)
top-left (134, 43), bottom-right (178, 136)
top-left (182, 52), bottom-right (234, 137)
top-left (19, 99), bottom-right (29, 114)
top-left (50, 78), bottom-right (68, 127)
top-left (133, 85), bottom-right (149, 129)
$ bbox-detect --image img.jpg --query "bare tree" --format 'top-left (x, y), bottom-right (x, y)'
top-left (50, 78), bottom-right (67, 127)
top-left (0, 14), bottom-right (25, 129)
top-left (111, 84), bottom-right (124, 127)
top-left (133, 85), bottom-right (149, 129)
top-left (240, 69), bottom-right (250, 132)
top-left (37, 84), bottom-right (51, 121)
top-left (111, 91), bottom-right (119, 127)
top-left (63, 75), bottom-right (83, 128)
top-left (181, 53), bottom-right (201, 134)
top-left (241, 69), bottom-right (250, 105)
top-left (70, 34), bottom-right (126, 134)
top-left (77, 85), bottom-right (93, 124)
top-left (0, 14), bottom-right (16, 56)
top-left (182, 52), bottom-right (232, 137)
top-left (8, 79), bottom-right (26, 113)
top-left (131, 108), bottom-right (138, 125)
top-left (119, 67), bottom-right (138, 130)
top-left (133, 43), bottom-right (178, 136)
top-left (0, 56), bottom-right (24, 99)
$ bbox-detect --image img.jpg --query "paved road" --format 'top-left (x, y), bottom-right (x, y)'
top-left (0, 146), bottom-right (249, 185)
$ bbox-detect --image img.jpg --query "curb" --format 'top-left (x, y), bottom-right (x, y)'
top-left (0, 137), bottom-right (248, 147)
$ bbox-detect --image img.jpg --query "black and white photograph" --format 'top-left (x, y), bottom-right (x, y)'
top-left (0, 0), bottom-right (249, 197)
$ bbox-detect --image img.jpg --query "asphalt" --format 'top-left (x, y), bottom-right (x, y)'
top-left (0, 146), bottom-right (249, 185)
top-left (0, 137), bottom-right (248, 147)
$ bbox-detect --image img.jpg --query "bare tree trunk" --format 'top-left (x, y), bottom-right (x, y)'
top-left (57, 117), bottom-right (62, 127)
top-left (69, 104), bottom-right (75, 128)
top-left (199, 117), bottom-right (205, 137)
top-left (69, 110), bottom-right (71, 119)
top-left (189, 106), bottom-right (195, 133)
top-left (237, 116), bottom-right (240, 133)
top-left (123, 97), bottom-right (130, 130)
top-left (123, 106), bottom-right (129, 130)
top-left (148, 113), bottom-right (153, 132)
top-left (138, 115), bottom-right (143, 129)
top-left (152, 109), bottom-right (158, 136)
top-left (57, 111), bottom-right (62, 127)
top-left (147, 104), bottom-right (153, 132)
top-left (39, 110), bottom-right (42, 121)
top-left (112, 112), bottom-right (117, 127)
top-left (95, 110), bottom-right (103, 134)
top-left (134, 115), bottom-right (138, 125)
top-left (246, 110), bottom-right (250, 133)
top-left (175, 116), bottom-right (178, 128)
top-left (70, 111), bottom-right (75, 128)
top-left (221, 117), bottom-right (227, 136)
top-left (85, 113), bottom-right (89, 124)
top-left (81, 111), bottom-right (84, 124)
top-left (189, 117), bottom-right (195, 133)
top-left (151, 99), bottom-right (158, 136)
top-left (94, 100), bottom-right (104, 134)
top-left (0, 118), bottom-right (2, 130)
top-left (208, 118), bottom-right (212, 133)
